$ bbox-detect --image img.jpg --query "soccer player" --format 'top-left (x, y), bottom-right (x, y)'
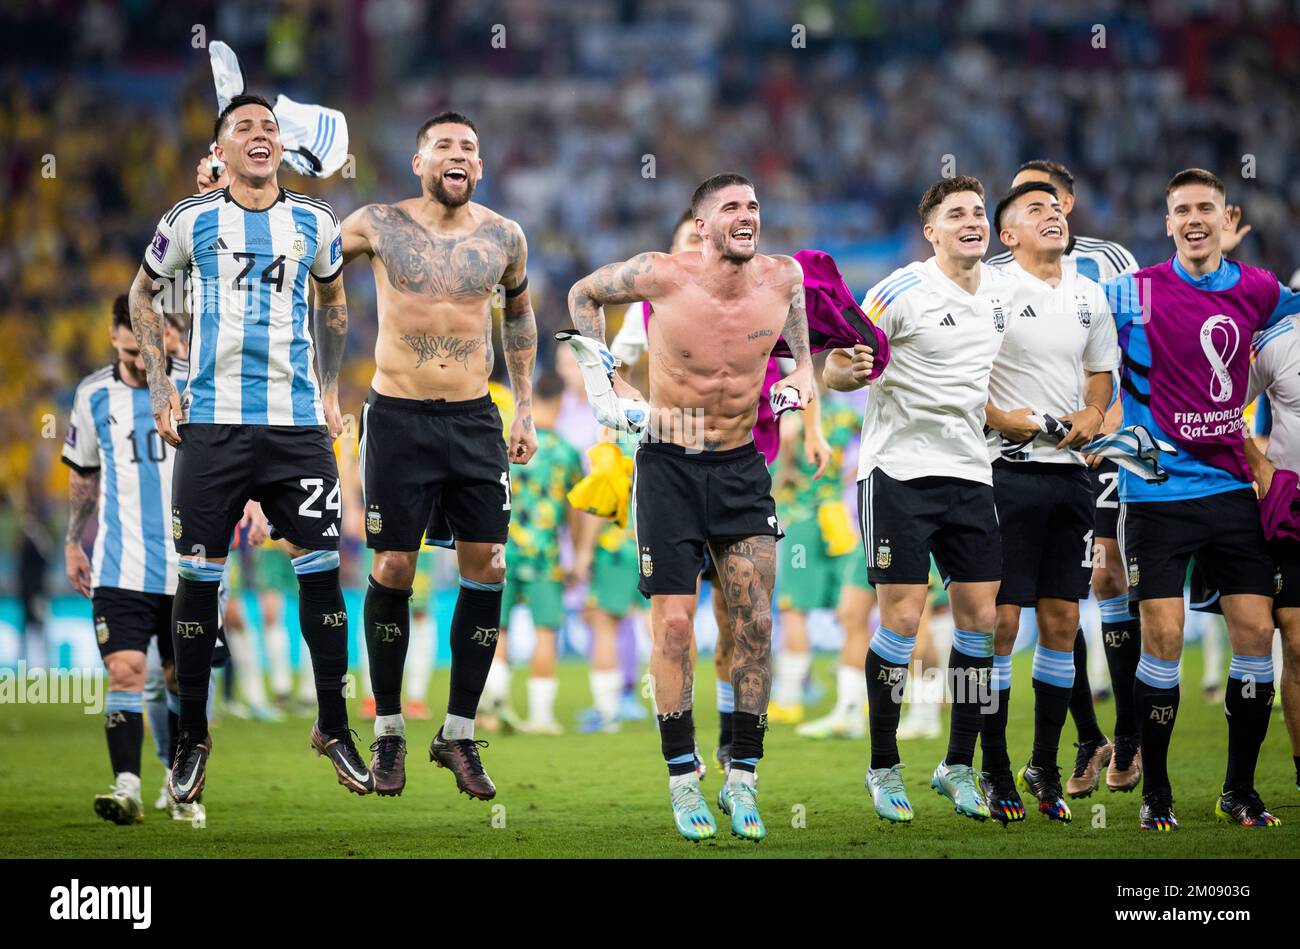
top-left (496, 371), bottom-right (585, 734)
top-left (338, 111), bottom-right (536, 799)
top-left (1245, 316), bottom-right (1300, 795)
top-left (132, 93), bottom-right (371, 802)
top-left (980, 180), bottom-right (1117, 824)
top-left (988, 159), bottom-right (1142, 793)
top-left (568, 172), bottom-right (815, 842)
top-left (769, 385), bottom-right (859, 724)
top-left (1108, 168), bottom-right (1300, 830)
top-left (63, 295), bottom-right (192, 824)
top-left (825, 175), bottom-right (1028, 824)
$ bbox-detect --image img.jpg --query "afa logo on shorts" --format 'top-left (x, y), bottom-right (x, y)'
top-left (876, 542), bottom-right (892, 569)
top-left (1127, 559), bottom-right (1140, 588)
top-left (1275, 569), bottom-right (1283, 596)
top-left (94, 615), bottom-right (110, 645)
top-left (172, 509), bottom-right (183, 540)
top-left (640, 548), bottom-right (654, 578)
top-left (366, 508), bottom-right (382, 535)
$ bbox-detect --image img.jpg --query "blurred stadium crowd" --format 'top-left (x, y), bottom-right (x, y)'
top-left (4, 0), bottom-right (1300, 605)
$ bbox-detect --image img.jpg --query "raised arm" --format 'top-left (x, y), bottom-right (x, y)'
top-left (339, 205), bottom-right (375, 265)
top-left (567, 253), bottom-right (667, 342)
top-left (129, 266), bottom-right (183, 446)
top-left (502, 221), bottom-right (538, 464)
top-left (311, 272), bottom-right (348, 439)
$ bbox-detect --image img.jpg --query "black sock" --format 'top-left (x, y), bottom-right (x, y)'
top-left (364, 576), bottom-right (412, 717)
top-left (447, 580), bottom-right (504, 719)
top-left (104, 698), bottom-right (143, 777)
top-left (981, 688), bottom-right (1012, 776)
top-left (1069, 631), bottom-right (1105, 744)
top-left (1031, 680), bottom-right (1073, 770)
top-left (1135, 675), bottom-right (1180, 793)
top-left (945, 631), bottom-right (994, 767)
top-left (166, 704), bottom-right (180, 766)
top-left (659, 709), bottom-right (697, 776)
top-left (730, 712), bottom-right (765, 769)
top-left (719, 711), bottom-right (734, 748)
top-left (1224, 674), bottom-right (1275, 791)
top-left (865, 636), bottom-right (911, 770)
top-left (297, 566), bottom-right (350, 736)
top-left (1102, 617), bottom-right (1141, 737)
top-left (172, 575), bottom-right (221, 735)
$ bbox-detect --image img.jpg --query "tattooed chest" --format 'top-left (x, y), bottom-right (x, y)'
top-left (369, 206), bottom-right (513, 300)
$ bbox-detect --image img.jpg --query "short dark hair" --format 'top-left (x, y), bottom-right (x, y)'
top-left (917, 175), bottom-right (985, 223)
top-left (111, 294), bottom-right (131, 331)
top-left (690, 173), bottom-right (754, 217)
top-left (994, 180), bottom-right (1059, 234)
top-left (1017, 159), bottom-right (1075, 196)
top-left (213, 93), bottom-right (276, 144)
top-left (534, 369), bottom-right (566, 402)
top-left (1166, 167), bottom-right (1225, 199)
top-left (417, 111), bottom-right (478, 149)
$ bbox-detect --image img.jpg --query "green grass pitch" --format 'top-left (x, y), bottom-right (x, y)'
top-left (3, 647), bottom-right (1298, 858)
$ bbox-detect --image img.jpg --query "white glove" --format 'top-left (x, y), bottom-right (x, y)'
top-left (555, 330), bottom-right (650, 434)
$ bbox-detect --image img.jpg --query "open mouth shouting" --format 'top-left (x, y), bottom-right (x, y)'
top-left (958, 231), bottom-right (985, 248)
top-left (1039, 223), bottom-right (1064, 240)
top-left (731, 224), bottom-right (755, 245)
top-left (247, 143), bottom-right (272, 166)
top-left (1183, 226), bottom-right (1210, 249)
top-left (443, 167), bottom-right (469, 185)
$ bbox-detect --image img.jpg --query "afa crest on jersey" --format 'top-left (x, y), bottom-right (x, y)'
top-left (1076, 296), bottom-right (1092, 327)
top-left (291, 234), bottom-right (308, 259)
top-left (990, 300), bottom-right (1006, 333)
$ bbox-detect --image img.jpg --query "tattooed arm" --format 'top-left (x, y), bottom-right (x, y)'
top-left (312, 273), bottom-right (349, 439)
top-left (773, 256), bottom-right (815, 406)
top-left (501, 221), bottom-right (538, 464)
top-left (129, 266), bottom-right (183, 447)
top-left (339, 205), bottom-right (375, 265)
top-left (64, 468), bottom-right (99, 598)
top-left (568, 253), bottom-right (666, 399)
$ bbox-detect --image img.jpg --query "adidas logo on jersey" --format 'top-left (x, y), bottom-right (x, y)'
top-left (208, 237), bottom-right (229, 252)
top-left (1019, 305), bottom-right (1037, 319)
top-left (322, 523), bottom-right (339, 537)
top-left (939, 314), bottom-right (956, 327)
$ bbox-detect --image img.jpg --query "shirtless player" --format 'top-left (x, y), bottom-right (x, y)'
top-left (203, 111), bottom-right (538, 800)
top-left (568, 173), bottom-right (814, 842)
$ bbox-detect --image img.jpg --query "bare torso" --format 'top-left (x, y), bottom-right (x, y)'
top-left (644, 253), bottom-right (795, 450)
top-left (354, 199), bottom-right (522, 400)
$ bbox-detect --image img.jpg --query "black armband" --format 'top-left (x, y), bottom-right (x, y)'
top-left (504, 275), bottom-right (529, 298)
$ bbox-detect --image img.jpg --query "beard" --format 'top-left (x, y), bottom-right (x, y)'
top-left (712, 230), bottom-right (757, 263)
top-left (121, 362), bottom-right (148, 386)
top-left (429, 174), bottom-right (476, 208)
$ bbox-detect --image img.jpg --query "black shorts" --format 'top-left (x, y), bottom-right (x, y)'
top-left (1120, 489), bottom-right (1274, 603)
top-left (360, 391), bottom-right (510, 551)
top-left (993, 461), bottom-right (1094, 607)
top-left (1091, 460), bottom-right (1121, 540)
top-left (633, 441), bottom-right (782, 597)
top-left (92, 586), bottom-right (173, 662)
top-left (1270, 539), bottom-right (1300, 610)
top-left (173, 424), bottom-right (340, 556)
top-left (860, 469), bottom-right (1001, 587)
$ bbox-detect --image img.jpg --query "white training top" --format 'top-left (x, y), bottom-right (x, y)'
top-left (985, 259), bottom-right (1119, 464)
top-left (1248, 315), bottom-right (1300, 473)
top-left (854, 257), bottom-right (1024, 486)
top-left (62, 359), bottom-right (190, 595)
top-left (142, 187), bottom-right (343, 426)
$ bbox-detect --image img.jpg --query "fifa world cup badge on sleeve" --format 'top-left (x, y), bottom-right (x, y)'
top-left (150, 230), bottom-right (170, 263)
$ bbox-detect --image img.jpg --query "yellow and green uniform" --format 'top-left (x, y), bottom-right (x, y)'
top-left (503, 428), bottom-right (584, 630)
top-left (775, 401), bottom-right (862, 612)
top-left (585, 431), bottom-right (641, 618)
top-left (251, 540), bottom-right (297, 593)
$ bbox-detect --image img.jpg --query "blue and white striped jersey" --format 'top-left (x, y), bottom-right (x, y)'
top-left (63, 359), bottom-right (190, 595)
top-left (988, 234), bottom-right (1138, 283)
top-left (142, 187), bottom-right (343, 426)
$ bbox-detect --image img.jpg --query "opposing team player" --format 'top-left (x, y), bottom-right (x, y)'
top-left (339, 111), bottom-right (537, 798)
top-left (568, 173), bottom-right (815, 842)
top-left (133, 93), bottom-right (371, 802)
top-left (64, 296), bottom-right (192, 824)
top-left (826, 176), bottom-right (1028, 824)
top-left (1245, 316), bottom-right (1300, 796)
top-left (1107, 168), bottom-right (1300, 830)
top-left (980, 181), bottom-right (1117, 824)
